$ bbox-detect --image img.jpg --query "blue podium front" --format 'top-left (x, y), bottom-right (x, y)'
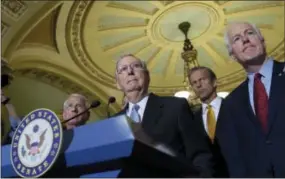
top-left (2, 115), bottom-right (198, 178)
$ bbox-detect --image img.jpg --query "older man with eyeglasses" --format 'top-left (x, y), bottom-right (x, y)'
top-left (114, 54), bottom-right (214, 177)
top-left (62, 93), bottom-right (90, 130)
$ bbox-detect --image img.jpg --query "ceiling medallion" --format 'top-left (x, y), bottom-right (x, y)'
top-left (147, 1), bottom-right (223, 49)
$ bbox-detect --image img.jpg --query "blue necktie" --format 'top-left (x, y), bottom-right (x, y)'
top-left (130, 104), bottom-right (141, 123)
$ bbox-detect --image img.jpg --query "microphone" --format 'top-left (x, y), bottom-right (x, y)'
top-left (106, 96), bottom-right (116, 118)
top-left (62, 100), bottom-right (101, 124)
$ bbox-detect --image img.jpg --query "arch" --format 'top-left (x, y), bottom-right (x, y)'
top-left (9, 46), bottom-right (120, 116)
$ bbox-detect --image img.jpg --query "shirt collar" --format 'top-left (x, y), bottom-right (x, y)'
top-left (247, 57), bottom-right (274, 80)
top-left (202, 96), bottom-right (223, 114)
top-left (128, 95), bottom-right (149, 113)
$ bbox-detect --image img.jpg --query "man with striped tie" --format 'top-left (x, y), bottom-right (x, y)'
top-left (188, 66), bottom-right (228, 177)
top-left (114, 54), bottom-right (214, 177)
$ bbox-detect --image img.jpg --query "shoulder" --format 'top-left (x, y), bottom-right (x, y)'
top-left (273, 60), bottom-right (285, 75)
top-left (223, 80), bottom-right (247, 105)
top-left (155, 95), bottom-right (189, 105)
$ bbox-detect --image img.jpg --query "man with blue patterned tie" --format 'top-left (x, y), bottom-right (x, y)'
top-left (114, 54), bottom-right (214, 177)
top-left (216, 21), bottom-right (285, 177)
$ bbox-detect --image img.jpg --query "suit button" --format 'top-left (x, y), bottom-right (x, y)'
top-left (266, 140), bottom-right (272, 145)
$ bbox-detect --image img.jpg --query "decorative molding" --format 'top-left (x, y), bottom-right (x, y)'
top-left (14, 69), bottom-right (107, 117)
top-left (217, 69), bottom-right (246, 90)
top-left (160, 1), bottom-right (174, 6)
top-left (270, 41), bottom-right (285, 61)
top-left (1, 21), bottom-right (10, 37)
top-left (15, 69), bottom-right (92, 98)
top-left (223, 2), bottom-right (284, 15)
top-left (66, 1), bottom-right (116, 89)
top-left (1, 0), bottom-right (28, 20)
top-left (65, 1), bottom-right (279, 95)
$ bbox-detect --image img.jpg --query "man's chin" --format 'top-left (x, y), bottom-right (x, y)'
top-left (66, 124), bottom-right (76, 130)
top-left (126, 87), bottom-right (142, 92)
top-left (243, 53), bottom-right (265, 64)
top-left (67, 119), bottom-right (80, 126)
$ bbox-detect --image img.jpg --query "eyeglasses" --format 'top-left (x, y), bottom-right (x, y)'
top-left (117, 62), bottom-right (145, 74)
top-left (232, 30), bottom-right (257, 43)
top-left (64, 103), bottom-right (85, 110)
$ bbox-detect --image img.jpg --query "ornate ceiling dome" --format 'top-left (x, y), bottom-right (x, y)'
top-left (1, 1), bottom-right (284, 118)
top-left (64, 1), bottom-right (284, 94)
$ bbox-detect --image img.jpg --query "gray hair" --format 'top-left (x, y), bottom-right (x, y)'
top-left (224, 21), bottom-right (264, 56)
top-left (115, 53), bottom-right (149, 76)
top-left (63, 93), bottom-right (89, 109)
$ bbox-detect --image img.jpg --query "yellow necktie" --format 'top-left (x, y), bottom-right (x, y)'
top-left (207, 105), bottom-right (216, 142)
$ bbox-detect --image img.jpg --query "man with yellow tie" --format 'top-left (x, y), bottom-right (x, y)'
top-left (188, 66), bottom-right (228, 177)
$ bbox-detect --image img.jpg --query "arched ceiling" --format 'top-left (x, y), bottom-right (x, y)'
top-left (1, 1), bottom-right (284, 119)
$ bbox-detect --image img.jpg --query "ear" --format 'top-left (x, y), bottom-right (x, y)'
top-left (115, 74), bottom-right (122, 90)
top-left (213, 79), bottom-right (217, 89)
top-left (116, 80), bottom-right (122, 90)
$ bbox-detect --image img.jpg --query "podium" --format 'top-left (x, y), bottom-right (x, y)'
top-left (1, 115), bottom-right (199, 178)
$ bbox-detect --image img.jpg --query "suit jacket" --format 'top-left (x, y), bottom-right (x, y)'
top-left (115, 93), bottom-right (214, 177)
top-left (194, 100), bottom-right (229, 177)
top-left (216, 61), bottom-right (285, 177)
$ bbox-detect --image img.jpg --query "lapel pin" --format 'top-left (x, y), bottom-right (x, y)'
top-left (279, 65), bottom-right (285, 76)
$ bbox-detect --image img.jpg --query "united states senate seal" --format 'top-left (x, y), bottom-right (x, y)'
top-left (10, 108), bottom-right (63, 178)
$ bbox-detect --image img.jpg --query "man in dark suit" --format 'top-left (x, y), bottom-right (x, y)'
top-left (115, 54), bottom-right (214, 177)
top-left (188, 66), bottom-right (228, 177)
top-left (216, 21), bottom-right (285, 177)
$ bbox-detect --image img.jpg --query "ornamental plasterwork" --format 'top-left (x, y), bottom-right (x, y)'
top-left (1, 0), bottom-right (28, 20)
top-left (66, 1), bottom-right (242, 95)
top-left (270, 42), bottom-right (285, 61)
top-left (66, 1), bottom-right (116, 89)
top-left (1, 21), bottom-right (10, 37)
top-left (15, 69), bottom-right (93, 99)
top-left (14, 69), bottom-right (107, 117)
top-left (66, 1), bottom-right (284, 95)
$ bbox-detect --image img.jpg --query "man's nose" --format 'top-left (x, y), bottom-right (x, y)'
top-left (241, 35), bottom-right (250, 44)
top-left (71, 107), bottom-right (78, 112)
top-left (196, 82), bottom-right (202, 88)
top-left (127, 66), bottom-right (134, 74)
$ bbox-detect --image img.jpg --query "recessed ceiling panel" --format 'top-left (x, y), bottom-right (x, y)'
top-left (65, 0), bottom-right (284, 92)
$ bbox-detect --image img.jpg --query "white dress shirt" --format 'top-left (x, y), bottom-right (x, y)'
top-left (201, 96), bottom-right (223, 134)
top-left (127, 95), bottom-right (149, 122)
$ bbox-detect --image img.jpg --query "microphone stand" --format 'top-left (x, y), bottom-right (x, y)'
top-left (107, 102), bottom-right (111, 118)
top-left (61, 107), bottom-right (91, 124)
top-left (62, 100), bottom-right (100, 124)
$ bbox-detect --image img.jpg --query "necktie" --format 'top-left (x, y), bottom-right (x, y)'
top-left (254, 73), bottom-right (268, 133)
top-left (207, 105), bottom-right (216, 142)
top-left (130, 104), bottom-right (141, 123)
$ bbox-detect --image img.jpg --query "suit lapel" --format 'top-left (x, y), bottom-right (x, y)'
top-left (267, 61), bottom-right (285, 134)
top-left (141, 93), bottom-right (164, 133)
top-left (239, 80), bottom-right (263, 130)
top-left (195, 108), bottom-right (209, 138)
top-left (217, 99), bottom-right (224, 120)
